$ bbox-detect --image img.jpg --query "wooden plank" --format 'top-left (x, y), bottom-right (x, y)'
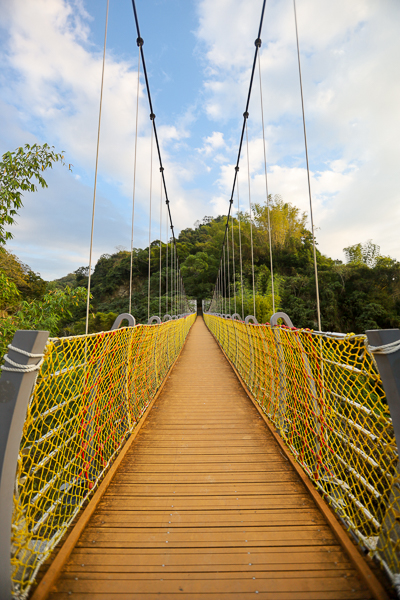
top-left (60, 569), bottom-right (359, 580)
top-left (98, 496), bottom-right (315, 510)
top-left (63, 544), bottom-right (345, 556)
top-left (51, 576), bottom-right (369, 594)
top-left (88, 508), bottom-right (325, 527)
top-left (105, 482), bottom-right (305, 495)
top-left (47, 592), bottom-right (372, 599)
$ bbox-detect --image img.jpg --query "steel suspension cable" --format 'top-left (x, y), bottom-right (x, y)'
top-left (174, 243), bottom-right (177, 314)
top-left (208, 0), bottom-right (267, 312)
top-left (227, 228), bottom-right (231, 314)
top-left (147, 121), bottom-right (154, 321)
top-left (85, 0), bottom-right (109, 335)
top-left (258, 51), bottom-right (275, 314)
top-left (165, 205), bottom-right (168, 315)
top-left (129, 46), bottom-right (141, 315)
top-left (131, 0), bottom-right (190, 314)
top-left (245, 119), bottom-right (256, 317)
top-left (171, 236), bottom-right (173, 314)
top-left (293, 0), bottom-right (321, 331)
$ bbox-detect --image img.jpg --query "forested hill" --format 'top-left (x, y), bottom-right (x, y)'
top-left (53, 196), bottom-right (400, 335)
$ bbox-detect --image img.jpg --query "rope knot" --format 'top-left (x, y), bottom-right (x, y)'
top-left (255, 38), bottom-right (262, 47)
top-left (136, 37), bottom-right (144, 47)
top-left (1, 344), bottom-right (45, 373)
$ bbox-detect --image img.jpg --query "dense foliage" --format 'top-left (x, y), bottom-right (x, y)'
top-left (0, 248), bottom-right (87, 358)
top-left (53, 195), bottom-right (400, 334)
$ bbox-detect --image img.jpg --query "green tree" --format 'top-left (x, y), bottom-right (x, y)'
top-left (343, 240), bottom-right (381, 267)
top-left (0, 286), bottom-right (88, 359)
top-left (0, 143), bottom-right (70, 245)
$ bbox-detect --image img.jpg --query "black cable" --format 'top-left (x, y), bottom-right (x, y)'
top-left (212, 0), bottom-right (267, 298)
top-left (131, 0), bottom-right (189, 311)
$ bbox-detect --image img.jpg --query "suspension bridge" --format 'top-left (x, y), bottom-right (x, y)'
top-left (1, 1), bottom-right (400, 599)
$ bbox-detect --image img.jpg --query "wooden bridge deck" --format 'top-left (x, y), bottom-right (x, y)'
top-left (46, 317), bottom-right (381, 599)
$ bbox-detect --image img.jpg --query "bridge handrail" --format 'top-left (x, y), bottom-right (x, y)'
top-left (203, 311), bottom-right (400, 585)
top-left (1, 313), bottom-right (196, 599)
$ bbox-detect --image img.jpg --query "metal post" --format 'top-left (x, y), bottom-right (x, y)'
top-left (366, 329), bottom-right (400, 582)
top-left (0, 330), bottom-right (49, 599)
top-left (366, 329), bottom-right (400, 446)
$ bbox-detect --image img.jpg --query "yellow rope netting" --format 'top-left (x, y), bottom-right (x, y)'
top-left (11, 314), bottom-right (196, 599)
top-left (204, 313), bottom-right (400, 581)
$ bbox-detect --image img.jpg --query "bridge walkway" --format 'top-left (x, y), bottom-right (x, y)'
top-left (46, 317), bottom-right (376, 599)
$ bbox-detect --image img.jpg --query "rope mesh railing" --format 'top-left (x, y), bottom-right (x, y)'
top-left (10, 314), bottom-right (195, 599)
top-left (204, 313), bottom-right (400, 583)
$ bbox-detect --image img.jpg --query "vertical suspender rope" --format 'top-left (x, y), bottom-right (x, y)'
top-left (180, 273), bottom-right (183, 313)
top-left (171, 236), bottom-right (173, 314)
top-left (174, 245), bottom-right (177, 314)
top-left (237, 169), bottom-right (244, 320)
top-left (231, 215), bottom-right (236, 314)
top-left (223, 247), bottom-right (227, 315)
top-left (177, 260), bottom-right (179, 313)
top-left (218, 270), bottom-right (220, 313)
top-left (227, 229), bottom-right (231, 314)
top-left (258, 51), bottom-right (275, 314)
top-left (159, 169), bottom-right (163, 317)
top-left (216, 270), bottom-right (218, 312)
top-left (129, 44), bottom-right (141, 315)
top-left (85, 0), bottom-right (109, 335)
top-left (179, 265), bottom-right (181, 313)
top-left (148, 119), bottom-right (154, 322)
top-left (221, 267), bottom-right (223, 313)
top-left (175, 261), bottom-right (177, 315)
top-left (245, 119), bottom-right (256, 318)
top-left (165, 207), bottom-right (168, 315)
top-left (293, 0), bottom-right (321, 331)
top-left (174, 243), bottom-right (177, 314)
top-left (171, 241), bottom-right (175, 314)
top-left (178, 256), bottom-right (180, 313)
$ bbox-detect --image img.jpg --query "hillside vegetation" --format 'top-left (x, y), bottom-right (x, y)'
top-left (51, 195), bottom-right (400, 334)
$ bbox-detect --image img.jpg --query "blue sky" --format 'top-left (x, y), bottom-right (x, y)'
top-left (1, 0), bottom-right (399, 280)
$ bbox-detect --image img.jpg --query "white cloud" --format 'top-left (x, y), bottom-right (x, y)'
top-left (195, 0), bottom-right (400, 261)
